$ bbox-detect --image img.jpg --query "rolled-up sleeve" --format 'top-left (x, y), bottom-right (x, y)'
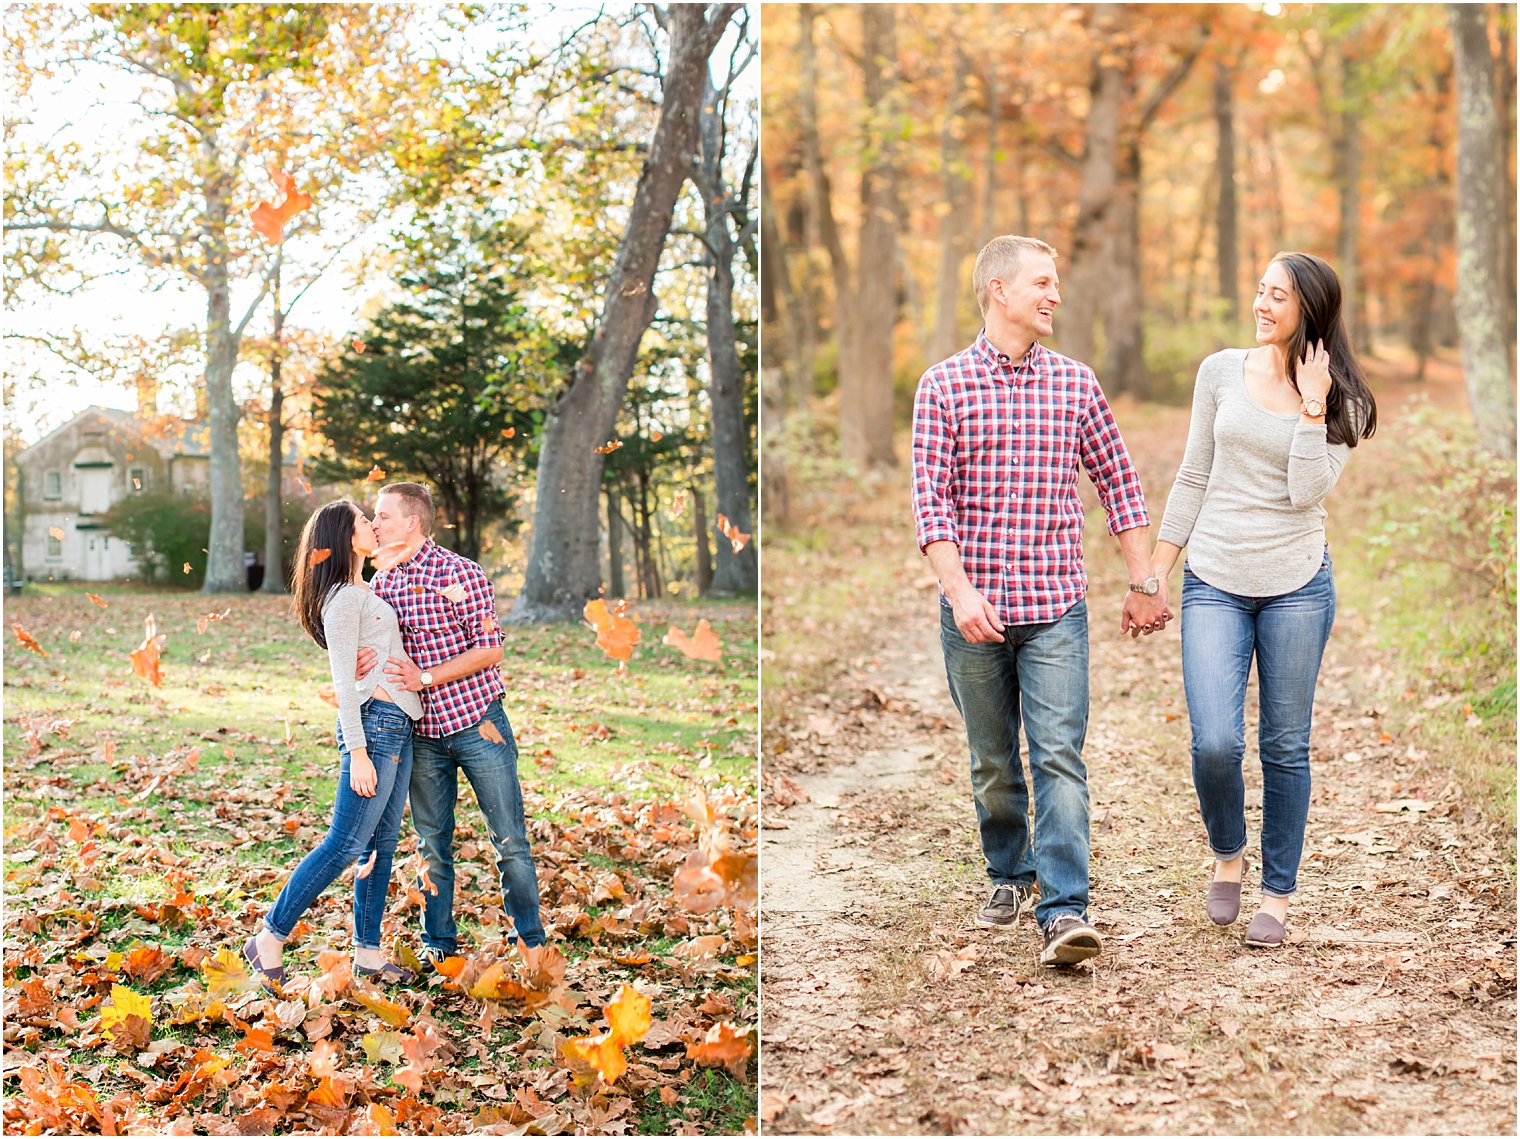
top-left (1078, 379), bottom-right (1149, 535)
top-left (912, 372), bottom-right (960, 552)
top-left (455, 562), bottom-right (504, 650)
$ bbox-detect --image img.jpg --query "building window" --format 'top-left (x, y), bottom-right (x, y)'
top-left (44, 471), bottom-right (61, 500)
top-left (46, 534), bottom-right (62, 560)
top-left (130, 468), bottom-right (146, 493)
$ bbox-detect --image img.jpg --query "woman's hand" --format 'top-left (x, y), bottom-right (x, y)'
top-left (1297, 339), bottom-right (1333, 403)
top-left (350, 751), bottom-right (378, 797)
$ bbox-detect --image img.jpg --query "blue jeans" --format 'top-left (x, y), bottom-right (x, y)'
top-left (940, 598), bottom-right (1092, 927)
top-left (264, 698), bottom-right (414, 949)
top-left (1182, 556), bottom-right (1335, 897)
top-left (409, 698), bottom-right (545, 951)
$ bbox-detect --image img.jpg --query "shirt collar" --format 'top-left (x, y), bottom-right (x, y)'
top-left (972, 330), bottom-right (1043, 377)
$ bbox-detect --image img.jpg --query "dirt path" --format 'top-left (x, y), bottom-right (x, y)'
top-left (760, 391), bottom-right (1516, 1135)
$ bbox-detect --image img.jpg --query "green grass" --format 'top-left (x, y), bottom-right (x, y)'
top-left (1328, 403), bottom-right (1517, 837)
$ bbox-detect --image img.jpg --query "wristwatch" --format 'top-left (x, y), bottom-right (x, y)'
top-left (419, 670), bottom-right (435, 688)
top-left (1129, 577), bottom-right (1160, 596)
top-left (1301, 395), bottom-right (1326, 417)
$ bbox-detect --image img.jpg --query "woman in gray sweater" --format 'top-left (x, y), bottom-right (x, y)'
top-left (1151, 252), bottom-right (1377, 948)
top-left (243, 499), bottom-right (423, 987)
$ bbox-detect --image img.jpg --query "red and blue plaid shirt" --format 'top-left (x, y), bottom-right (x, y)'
top-left (373, 540), bottom-right (505, 738)
top-left (912, 332), bottom-right (1150, 625)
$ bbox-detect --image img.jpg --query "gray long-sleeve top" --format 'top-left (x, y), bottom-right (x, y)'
top-left (322, 584), bottom-right (422, 751)
top-left (1158, 349), bottom-right (1350, 598)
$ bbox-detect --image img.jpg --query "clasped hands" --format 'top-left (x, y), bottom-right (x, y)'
top-left (948, 583), bottom-right (1172, 644)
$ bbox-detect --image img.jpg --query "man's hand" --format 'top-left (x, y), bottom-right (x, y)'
top-left (1120, 590), bottom-right (1172, 639)
top-left (384, 654), bottom-right (425, 692)
top-left (355, 646), bottom-right (378, 682)
top-left (950, 585), bottom-right (1007, 644)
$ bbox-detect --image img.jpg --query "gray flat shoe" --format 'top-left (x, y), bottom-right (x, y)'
top-left (1243, 912), bottom-right (1287, 948)
top-left (1206, 860), bottom-right (1245, 925)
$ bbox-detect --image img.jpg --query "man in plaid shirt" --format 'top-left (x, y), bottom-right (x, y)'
top-left (912, 236), bottom-right (1171, 967)
top-left (357, 482), bottom-right (546, 959)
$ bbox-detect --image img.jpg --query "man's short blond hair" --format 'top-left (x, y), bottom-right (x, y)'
top-left (378, 481), bottom-right (435, 535)
top-left (974, 236), bottom-right (1059, 317)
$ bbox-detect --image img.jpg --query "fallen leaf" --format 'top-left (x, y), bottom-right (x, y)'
top-left (128, 614), bottom-right (164, 687)
top-left (686, 1022), bottom-right (752, 1076)
top-left (85, 593), bottom-right (107, 609)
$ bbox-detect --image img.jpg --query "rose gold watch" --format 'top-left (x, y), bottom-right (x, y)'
top-left (1301, 396), bottom-right (1326, 417)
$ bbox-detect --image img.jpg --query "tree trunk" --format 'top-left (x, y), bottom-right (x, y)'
top-left (606, 486), bottom-right (624, 599)
top-left (930, 50), bottom-right (968, 364)
top-left (1214, 61), bottom-right (1239, 313)
top-left (510, 4), bottom-right (737, 623)
top-left (760, 177), bottom-right (796, 530)
top-left (801, 4), bottom-right (898, 468)
top-left (1496, 14), bottom-right (1517, 351)
top-left (261, 265), bottom-right (287, 594)
top-left (202, 172), bottom-right (247, 596)
top-left (1101, 139), bottom-right (1145, 396)
top-left (1058, 32), bottom-right (1122, 369)
top-left (699, 77), bottom-right (757, 596)
top-left (1449, 3), bottom-right (1517, 456)
top-left (1335, 55), bottom-right (1363, 347)
top-left (691, 483), bottom-right (712, 596)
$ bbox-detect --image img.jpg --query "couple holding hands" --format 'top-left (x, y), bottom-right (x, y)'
top-left (243, 482), bottom-right (544, 989)
top-left (912, 236), bottom-right (1377, 965)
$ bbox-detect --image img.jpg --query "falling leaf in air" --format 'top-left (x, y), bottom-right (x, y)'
top-left (196, 608), bottom-right (231, 635)
top-left (317, 684), bottom-right (339, 708)
top-left (250, 167), bottom-right (312, 244)
top-left (671, 491), bottom-right (688, 519)
top-left (664, 620), bottom-right (722, 662)
top-left (48, 526), bottom-right (66, 541)
top-left (181, 562), bottom-right (193, 574)
top-left (202, 946), bottom-right (261, 997)
top-left (297, 477), bottom-right (313, 494)
top-left (353, 339), bottom-right (367, 354)
top-left (371, 541), bottom-right (410, 572)
top-left (716, 514), bottom-right (751, 555)
top-left (561, 984), bottom-right (651, 1087)
top-left (85, 593), bottom-right (107, 609)
top-left (482, 613), bottom-right (498, 636)
top-left (480, 721), bottom-right (506, 745)
top-left (584, 598), bottom-right (640, 670)
top-left (437, 582), bottom-right (466, 604)
top-left (365, 466), bottom-right (386, 483)
top-left (13, 624), bottom-right (48, 657)
top-left (686, 1022), bottom-right (753, 1076)
top-left (501, 427), bottom-right (516, 438)
top-left (309, 547), bottom-right (333, 568)
top-left (70, 630), bottom-right (82, 643)
top-left (650, 431), bottom-right (663, 442)
top-left (594, 440), bottom-right (623, 454)
top-left (351, 988), bottom-right (411, 1029)
top-left (129, 615), bottom-right (165, 687)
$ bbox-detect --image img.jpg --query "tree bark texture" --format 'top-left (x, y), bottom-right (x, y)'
top-left (510, 4), bottom-right (738, 623)
top-left (800, 4), bottom-right (899, 469)
top-left (202, 165), bottom-right (247, 596)
top-left (691, 483), bottom-right (713, 596)
top-left (261, 268), bottom-right (287, 594)
top-left (1214, 61), bottom-right (1239, 313)
top-left (1335, 54), bottom-right (1364, 348)
top-left (1449, 3), bottom-right (1517, 456)
top-left (929, 50), bottom-right (969, 365)
top-left (699, 76), bottom-right (757, 595)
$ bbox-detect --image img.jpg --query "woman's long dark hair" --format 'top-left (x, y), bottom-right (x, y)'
top-left (1271, 251), bottom-right (1378, 447)
top-left (292, 500), bottom-right (360, 648)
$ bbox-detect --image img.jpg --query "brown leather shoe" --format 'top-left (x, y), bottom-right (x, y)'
top-left (1243, 911), bottom-right (1287, 948)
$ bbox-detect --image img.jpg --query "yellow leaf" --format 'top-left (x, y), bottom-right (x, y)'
top-left (202, 946), bottom-right (260, 997)
top-left (605, 983), bottom-right (651, 1048)
top-left (100, 984), bottom-right (151, 1040)
top-left (351, 989), bottom-right (411, 1028)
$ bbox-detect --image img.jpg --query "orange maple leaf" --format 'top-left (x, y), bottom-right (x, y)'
top-left (664, 619), bottom-right (721, 662)
top-left (584, 598), bottom-right (640, 669)
top-left (196, 607), bottom-right (231, 635)
top-left (250, 167), bottom-right (312, 244)
top-left (48, 526), bottom-right (66, 541)
top-left (129, 614), bottom-right (165, 687)
top-left (671, 491), bottom-right (688, 519)
top-left (501, 427), bottom-right (516, 439)
top-left (364, 465), bottom-right (387, 483)
top-left (85, 593), bottom-right (108, 609)
top-left (716, 514), bottom-right (751, 555)
top-left (371, 540), bottom-right (411, 572)
top-left (479, 720), bottom-right (506, 745)
top-left (13, 624), bottom-right (48, 657)
top-left (594, 440), bottom-right (624, 454)
top-left (317, 684), bottom-right (339, 708)
top-left (605, 983), bottom-right (652, 1048)
top-left (308, 547), bottom-right (333, 568)
top-left (686, 1022), bottom-right (752, 1075)
top-left (182, 562), bottom-right (192, 574)
top-left (561, 984), bottom-right (651, 1087)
